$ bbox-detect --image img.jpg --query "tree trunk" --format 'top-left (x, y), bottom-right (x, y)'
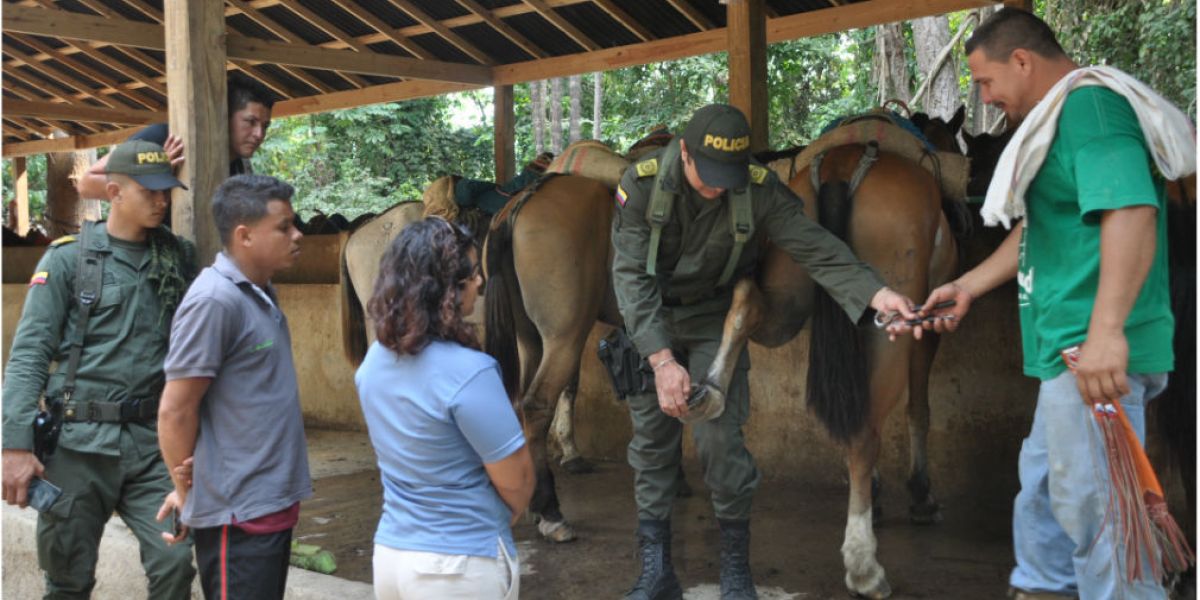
top-left (593, 72), bottom-right (603, 140)
top-left (913, 15), bottom-right (960, 120)
top-left (568, 74), bottom-right (582, 144)
top-left (970, 7), bottom-right (1004, 133)
top-left (874, 22), bottom-right (910, 107)
top-left (45, 132), bottom-right (98, 238)
top-left (531, 80), bottom-right (544, 154)
top-left (549, 77), bottom-right (564, 154)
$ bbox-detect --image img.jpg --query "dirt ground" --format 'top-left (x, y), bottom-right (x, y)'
top-left (298, 430), bottom-right (1039, 599)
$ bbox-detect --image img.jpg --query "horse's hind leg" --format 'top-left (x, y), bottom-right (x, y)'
top-left (524, 335), bottom-right (588, 543)
top-left (906, 335), bottom-right (943, 525)
top-left (689, 278), bottom-right (765, 414)
top-left (550, 374), bottom-right (593, 474)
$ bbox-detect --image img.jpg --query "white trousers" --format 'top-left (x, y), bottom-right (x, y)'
top-left (373, 539), bottom-right (519, 600)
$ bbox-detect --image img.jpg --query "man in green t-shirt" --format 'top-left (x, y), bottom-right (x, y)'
top-left (921, 9), bottom-right (1175, 600)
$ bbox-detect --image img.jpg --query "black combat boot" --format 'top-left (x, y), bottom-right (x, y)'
top-left (625, 519), bottom-right (683, 600)
top-left (718, 518), bottom-right (757, 600)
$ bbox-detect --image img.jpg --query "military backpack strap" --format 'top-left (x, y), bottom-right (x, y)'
top-left (716, 175), bottom-right (756, 288)
top-left (645, 141), bottom-right (680, 278)
top-left (60, 225), bottom-right (105, 405)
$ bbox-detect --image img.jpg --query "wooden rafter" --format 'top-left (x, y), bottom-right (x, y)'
top-left (454, 0), bottom-right (548, 59)
top-left (4, 6), bottom-right (491, 85)
top-left (666, 0), bottom-right (713, 30)
top-left (225, 0), bottom-right (360, 92)
top-left (60, 40), bottom-right (167, 95)
top-left (271, 0), bottom-right (374, 88)
top-left (2, 125), bottom-right (135, 157)
top-left (381, 0), bottom-right (493, 65)
top-left (326, 0), bottom-right (435, 61)
top-left (520, 0), bottom-right (600, 51)
top-left (114, 0), bottom-right (164, 22)
top-left (5, 116), bottom-right (49, 136)
top-left (3, 62), bottom-right (80, 104)
top-left (229, 61), bottom-right (295, 99)
top-left (4, 123), bottom-right (35, 140)
top-left (3, 43), bottom-right (121, 108)
top-left (590, 0), bottom-right (653, 42)
top-left (4, 98), bottom-right (164, 124)
top-left (3, 83), bottom-right (102, 133)
top-left (9, 33), bottom-right (162, 110)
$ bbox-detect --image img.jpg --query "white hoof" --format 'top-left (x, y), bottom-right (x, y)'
top-left (537, 518), bottom-right (578, 543)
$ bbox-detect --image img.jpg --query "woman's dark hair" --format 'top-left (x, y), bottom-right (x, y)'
top-left (368, 217), bottom-right (480, 355)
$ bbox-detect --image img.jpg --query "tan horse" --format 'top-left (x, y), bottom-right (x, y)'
top-left (484, 174), bottom-right (623, 542)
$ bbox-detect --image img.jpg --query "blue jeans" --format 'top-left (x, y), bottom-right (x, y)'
top-left (1010, 370), bottom-right (1169, 599)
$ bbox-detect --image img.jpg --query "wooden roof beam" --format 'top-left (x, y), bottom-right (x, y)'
top-left (2, 125), bottom-right (137, 157)
top-left (9, 33), bottom-right (163, 110)
top-left (381, 0), bottom-right (493, 64)
top-left (665, 0), bottom-right (713, 31)
top-left (521, 0), bottom-right (600, 51)
top-left (4, 6), bottom-right (491, 85)
top-left (225, 0), bottom-right (369, 89)
top-left (454, 0), bottom-right (548, 59)
top-left (4, 98), bottom-right (165, 124)
top-left (3, 44), bottom-right (121, 108)
top-left (494, 0), bottom-right (1002, 85)
top-left (2, 80), bottom-right (103, 133)
top-left (326, 0), bottom-right (436, 61)
top-left (270, 0), bottom-right (381, 89)
top-left (590, 0), bottom-right (653, 42)
top-left (60, 39), bottom-right (167, 95)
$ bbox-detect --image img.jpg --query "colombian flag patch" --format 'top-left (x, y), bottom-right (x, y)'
top-left (615, 185), bottom-right (628, 207)
top-left (29, 271), bottom-right (48, 286)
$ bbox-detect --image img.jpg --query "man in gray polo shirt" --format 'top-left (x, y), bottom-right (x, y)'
top-left (156, 174), bottom-right (310, 600)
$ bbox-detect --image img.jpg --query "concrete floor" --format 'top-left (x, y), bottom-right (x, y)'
top-left (300, 429), bottom-right (1024, 599)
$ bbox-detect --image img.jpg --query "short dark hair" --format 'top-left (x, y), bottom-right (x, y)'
top-left (368, 217), bottom-right (480, 356)
top-left (212, 174), bottom-right (294, 245)
top-left (228, 72), bottom-right (276, 114)
top-left (965, 8), bottom-right (1066, 61)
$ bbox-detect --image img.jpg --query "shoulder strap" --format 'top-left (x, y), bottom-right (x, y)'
top-left (645, 141), bottom-right (681, 277)
top-left (716, 183), bottom-right (755, 287)
top-left (61, 225), bottom-right (105, 403)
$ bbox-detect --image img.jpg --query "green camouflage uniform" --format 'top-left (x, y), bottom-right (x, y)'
top-left (2, 220), bottom-right (196, 599)
top-left (611, 137), bottom-right (885, 520)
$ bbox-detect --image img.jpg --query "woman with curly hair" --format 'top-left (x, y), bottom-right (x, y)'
top-left (355, 217), bottom-right (532, 600)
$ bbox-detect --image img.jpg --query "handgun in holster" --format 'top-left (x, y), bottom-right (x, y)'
top-left (33, 400), bottom-right (63, 463)
top-left (597, 328), bottom-right (655, 400)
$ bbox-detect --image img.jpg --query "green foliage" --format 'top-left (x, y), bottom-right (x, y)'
top-left (1, 155), bottom-right (48, 229)
top-left (1043, 0), bottom-right (1196, 117)
top-left (256, 97), bottom-right (495, 219)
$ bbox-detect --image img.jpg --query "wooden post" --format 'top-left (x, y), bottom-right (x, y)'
top-left (165, 0), bottom-right (227, 264)
top-left (1003, 0), bottom-right (1033, 12)
top-left (727, 0), bottom-right (768, 152)
top-left (12, 157), bottom-right (29, 235)
top-left (494, 84), bottom-right (515, 182)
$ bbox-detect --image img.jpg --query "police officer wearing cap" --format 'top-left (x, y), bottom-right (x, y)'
top-left (611, 104), bottom-right (918, 600)
top-left (2, 139), bottom-right (197, 598)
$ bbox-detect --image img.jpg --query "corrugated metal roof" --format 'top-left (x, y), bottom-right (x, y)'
top-left (609, 1), bottom-right (703, 39)
top-left (261, 4), bottom-right (336, 46)
top-left (406, 0), bottom-right (471, 22)
top-left (354, 0), bottom-right (420, 30)
top-left (454, 22), bottom-right (533, 64)
top-left (506, 12), bottom-right (587, 56)
top-left (556, 3), bottom-right (641, 49)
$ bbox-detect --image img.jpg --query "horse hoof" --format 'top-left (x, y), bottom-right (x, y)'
top-left (562, 456), bottom-right (594, 475)
top-left (908, 502), bottom-right (943, 526)
top-left (537, 519), bottom-right (578, 543)
top-left (681, 383), bottom-right (726, 423)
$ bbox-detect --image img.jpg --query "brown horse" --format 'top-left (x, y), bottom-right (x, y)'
top-left (691, 111), bottom-right (967, 599)
top-left (484, 174), bottom-right (622, 542)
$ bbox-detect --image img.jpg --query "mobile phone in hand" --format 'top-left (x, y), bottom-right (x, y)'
top-left (27, 477), bottom-right (62, 513)
top-left (172, 508), bottom-right (184, 537)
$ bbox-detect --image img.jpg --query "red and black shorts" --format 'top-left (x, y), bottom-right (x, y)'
top-left (194, 525), bottom-right (292, 600)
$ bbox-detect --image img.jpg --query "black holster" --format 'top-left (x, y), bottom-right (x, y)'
top-left (597, 328), bottom-right (655, 400)
top-left (33, 400), bottom-right (63, 463)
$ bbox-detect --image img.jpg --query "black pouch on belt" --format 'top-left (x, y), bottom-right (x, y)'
top-left (597, 328), bottom-right (655, 400)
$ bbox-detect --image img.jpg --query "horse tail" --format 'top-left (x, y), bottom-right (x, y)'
top-left (806, 173), bottom-right (871, 443)
top-left (485, 215), bottom-right (522, 399)
top-left (340, 242), bottom-right (369, 366)
top-left (1155, 199), bottom-right (1195, 500)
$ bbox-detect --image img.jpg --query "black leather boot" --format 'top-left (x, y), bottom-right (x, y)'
top-left (718, 518), bottom-right (757, 600)
top-left (625, 519), bottom-right (683, 600)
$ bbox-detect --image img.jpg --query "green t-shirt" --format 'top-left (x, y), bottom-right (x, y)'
top-left (1019, 86), bottom-right (1174, 380)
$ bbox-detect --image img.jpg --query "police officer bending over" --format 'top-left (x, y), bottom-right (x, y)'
top-left (2, 140), bottom-right (197, 599)
top-left (612, 104), bottom-right (917, 600)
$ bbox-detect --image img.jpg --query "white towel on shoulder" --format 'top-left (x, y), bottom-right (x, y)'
top-left (981, 65), bottom-right (1196, 229)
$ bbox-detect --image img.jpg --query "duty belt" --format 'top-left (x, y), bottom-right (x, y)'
top-left (62, 398), bottom-right (159, 423)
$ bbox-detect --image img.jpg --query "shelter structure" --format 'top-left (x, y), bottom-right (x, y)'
top-left (2, 0), bottom-right (1031, 258)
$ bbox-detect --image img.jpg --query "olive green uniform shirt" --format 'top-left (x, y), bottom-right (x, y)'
top-left (611, 139), bottom-right (886, 358)
top-left (2, 221), bottom-right (192, 456)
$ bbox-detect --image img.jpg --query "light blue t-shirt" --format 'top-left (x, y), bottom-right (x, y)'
top-left (355, 340), bottom-right (525, 558)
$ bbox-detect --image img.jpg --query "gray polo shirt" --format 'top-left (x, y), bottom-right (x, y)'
top-left (164, 252), bottom-right (312, 528)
